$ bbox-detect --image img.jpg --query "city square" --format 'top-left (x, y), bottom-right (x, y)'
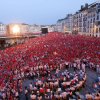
top-left (0, 0), bottom-right (100, 100)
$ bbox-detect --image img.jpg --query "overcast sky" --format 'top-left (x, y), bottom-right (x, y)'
top-left (0, 0), bottom-right (96, 25)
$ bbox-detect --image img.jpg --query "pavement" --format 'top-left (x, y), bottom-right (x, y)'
top-left (21, 67), bottom-right (99, 100)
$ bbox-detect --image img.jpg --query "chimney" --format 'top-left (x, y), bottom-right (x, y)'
top-left (85, 3), bottom-right (88, 8)
top-left (81, 5), bottom-right (84, 10)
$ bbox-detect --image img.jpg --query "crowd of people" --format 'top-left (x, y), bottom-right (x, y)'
top-left (25, 64), bottom-right (86, 100)
top-left (0, 60), bottom-right (87, 100)
top-left (0, 32), bottom-right (100, 99)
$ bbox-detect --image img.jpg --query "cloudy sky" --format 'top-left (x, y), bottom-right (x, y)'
top-left (0, 0), bottom-right (96, 24)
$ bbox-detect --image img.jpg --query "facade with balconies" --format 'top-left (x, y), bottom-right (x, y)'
top-left (56, 14), bottom-right (73, 33)
top-left (56, 1), bottom-right (100, 37)
top-left (73, 1), bottom-right (100, 37)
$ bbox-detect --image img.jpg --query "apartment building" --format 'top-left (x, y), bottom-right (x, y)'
top-left (56, 1), bottom-right (100, 37)
top-left (56, 14), bottom-right (73, 33)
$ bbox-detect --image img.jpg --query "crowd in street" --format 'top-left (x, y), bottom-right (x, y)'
top-left (0, 32), bottom-right (100, 99)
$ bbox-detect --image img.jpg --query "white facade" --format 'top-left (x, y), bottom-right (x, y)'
top-left (72, 2), bottom-right (100, 37)
top-left (0, 23), bottom-right (6, 36)
top-left (20, 23), bottom-right (29, 35)
top-left (56, 14), bottom-right (73, 33)
top-left (29, 24), bottom-right (41, 33)
top-left (95, 2), bottom-right (100, 37)
top-left (56, 1), bottom-right (100, 37)
top-left (45, 25), bottom-right (56, 32)
top-left (56, 19), bottom-right (65, 33)
top-left (64, 14), bottom-right (73, 33)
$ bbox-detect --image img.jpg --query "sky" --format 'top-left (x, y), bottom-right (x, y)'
top-left (0, 0), bottom-right (96, 25)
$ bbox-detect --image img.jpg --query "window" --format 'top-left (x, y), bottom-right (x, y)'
top-left (93, 18), bottom-right (95, 22)
top-left (97, 15), bottom-right (99, 20)
top-left (96, 28), bottom-right (98, 33)
top-left (99, 28), bottom-right (100, 32)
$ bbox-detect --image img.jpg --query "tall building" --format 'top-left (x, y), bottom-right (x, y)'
top-left (56, 14), bottom-right (73, 33)
top-left (73, 1), bottom-right (100, 37)
top-left (64, 14), bottom-right (73, 33)
top-left (94, 1), bottom-right (100, 37)
top-left (73, 12), bottom-right (79, 33)
top-left (56, 18), bottom-right (65, 33)
top-left (56, 1), bottom-right (100, 37)
top-left (74, 2), bottom-right (100, 36)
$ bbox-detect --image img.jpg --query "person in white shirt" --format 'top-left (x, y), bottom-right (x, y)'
top-left (81, 63), bottom-right (86, 72)
top-left (29, 82), bottom-right (33, 91)
top-left (30, 92), bottom-right (36, 100)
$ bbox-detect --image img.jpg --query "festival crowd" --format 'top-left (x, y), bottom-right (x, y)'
top-left (0, 32), bottom-right (100, 100)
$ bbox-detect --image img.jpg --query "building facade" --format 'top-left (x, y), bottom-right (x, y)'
top-left (56, 14), bottom-right (73, 33)
top-left (56, 19), bottom-right (65, 33)
top-left (73, 2), bottom-right (100, 37)
top-left (0, 23), bottom-right (6, 36)
top-left (64, 14), bottom-right (73, 33)
top-left (7, 23), bottom-right (41, 36)
top-left (20, 23), bottom-right (29, 35)
top-left (29, 24), bottom-right (41, 34)
top-left (44, 25), bottom-right (56, 32)
top-left (56, 1), bottom-right (100, 37)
